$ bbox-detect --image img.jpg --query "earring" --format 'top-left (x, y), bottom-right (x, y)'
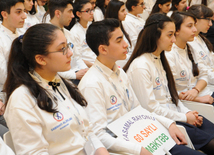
top-left (43, 62), bottom-right (46, 65)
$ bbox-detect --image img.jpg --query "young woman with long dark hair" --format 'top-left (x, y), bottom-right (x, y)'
top-left (166, 11), bottom-right (214, 105)
top-left (4, 23), bottom-right (109, 155)
top-left (105, 0), bottom-right (132, 67)
top-left (124, 13), bottom-right (214, 155)
top-left (93, 0), bottom-right (110, 21)
top-left (187, 4), bottom-right (214, 84)
top-left (150, 0), bottom-right (171, 15)
top-left (68, 0), bottom-right (96, 67)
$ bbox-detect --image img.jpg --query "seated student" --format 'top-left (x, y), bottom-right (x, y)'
top-left (122, 0), bottom-right (145, 49)
top-left (69, 0), bottom-right (97, 67)
top-left (105, 0), bottom-right (133, 68)
top-left (167, 0), bottom-right (188, 17)
top-left (93, 0), bottom-right (110, 21)
top-left (17, 0), bottom-right (39, 35)
top-left (48, 0), bottom-right (88, 86)
top-left (206, 2), bottom-right (214, 48)
top-left (165, 11), bottom-right (214, 104)
top-left (150, 0), bottom-right (172, 15)
top-left (4, 23), bottom-right (109, 155)
top-left (78, 18), bottom-right (205, 155)
top-left (187, 5), bottom-right (214, 84)
top-left (0, 0), bottom-right (26, 130)
top-left (35, 0), bottom-right (47, 23)
top-left (124, 13), bottom-right (214, 155)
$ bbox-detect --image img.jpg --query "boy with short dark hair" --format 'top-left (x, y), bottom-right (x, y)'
top-left (78, 18), bottom-right (203, 155)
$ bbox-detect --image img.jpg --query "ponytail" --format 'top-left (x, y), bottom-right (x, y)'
top-left (160, 51), bottom-right (178, 106)
top-left (186, 44), bottom-right (199, 76)
top-left (4, 37), bottom-right (58, 113)
top-left (4, 24), bottom-right (88, 113)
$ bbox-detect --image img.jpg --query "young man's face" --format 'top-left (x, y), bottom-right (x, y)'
top-left (59, 4), bottom-right (74, 27)
top-left (2, 2), bottom-right (26, 29)
top-left (105, 27), bottom-right (128, 61)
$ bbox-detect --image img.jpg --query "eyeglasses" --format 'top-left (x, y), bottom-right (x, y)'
top-left (90, 2), bottom-right (96, 5)
top-left (137, 2), bottom-right (145, 7)
top-left (49, 42), bottom-right (72, 55)
top-left (198, 17), bottom-right (212, 22)
top-left (80, 9), bottom-right (94, 13)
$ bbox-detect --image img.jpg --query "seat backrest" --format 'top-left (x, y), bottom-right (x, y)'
top-left (3, 131), bottom-right (15, 153)
top-left (176, 125), bottom-right (195, 149)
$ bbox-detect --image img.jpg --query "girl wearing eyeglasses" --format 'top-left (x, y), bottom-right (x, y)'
top-left (68, 0), bottom-right (96, 68)
top-left (150, 0), bottom-right (172, 15)
top-left (4, 23), bottom-right (109, 155)
top-left (166, 11), bottom-right (214, 105)
top-left (187, 5), bottom-right (214, 85)
top-left (105, 0), bottom-right (132, 68)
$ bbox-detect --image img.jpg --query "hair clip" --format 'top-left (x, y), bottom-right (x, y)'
top-left (18, 35), bottom-right (24, 43)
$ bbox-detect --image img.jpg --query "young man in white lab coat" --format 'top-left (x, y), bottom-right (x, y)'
top-left (78, 18), bottom-right (204, 155)
top-left (48, 0), bottom-right (88, 85)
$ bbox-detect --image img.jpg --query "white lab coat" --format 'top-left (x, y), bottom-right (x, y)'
top-left (127, 53), bottom-right (190, 122)
top-left (35, 5), bottom-right (46, 23)
top-left (58, 27), bottom-right (88, 79)
top-left (93, 7), bottom-right (104, 22)
top-left (5, 71), bottom-right (104, 155)
top-left (17, 12), bottom-right (39, 35)
top-left (188, 36), bottom-right (214, 84)
top-left (122, 13), bottom-right (145, 49)
top-left (78, 59), bottom-right (174, 155)
top-left (0, 24), bottom-right (19, 101)
top-left (70, 22), bottom-right (96, 64)
top-left (165, 43), bottom-right (212, 96)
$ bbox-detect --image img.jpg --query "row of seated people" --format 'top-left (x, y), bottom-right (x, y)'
top-left (1, 0), bottom-right (214, 154)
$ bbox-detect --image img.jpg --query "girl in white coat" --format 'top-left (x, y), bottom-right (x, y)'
top-left (17, 0), bottom-right (39, 34)
top-left (124, 13), bottom-right (214, 154)
top-left (105, 0), bottom-right (133, 68)
top-left (69, 0), bottom-right (97, 67)
top-left (3, 23), bottom-right (109, 155)
top-left (187, 5), bottom-right (214, 84)
top-left (93, 0), bottom-right (110, 21)
top-left (165, 11), bottom-right (214, 104)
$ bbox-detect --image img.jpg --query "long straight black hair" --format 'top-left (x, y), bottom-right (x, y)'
top-left (150, 0), bottom-right (171, 15)
top-left (124, 13), bottom-right (179, 106)
top-left (188, 4), bottom-right (213, 51)
top-left (4, 24), bottom-right (87, 113)
top-left (105, 0), bottom-right (132, 47)
top-left (171, 11), bottom-right (199, 77)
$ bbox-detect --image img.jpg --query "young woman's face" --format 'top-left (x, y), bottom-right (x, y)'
top-left (118, 5), bottom-right (127, 21)
top-left (78, 3), bottom-right (94, 22)
top-left (176, 16), bottom-right (197, 42)
top-left (134, 0), bottom-right (146, 14)
top-left (157, 22), bottom-right (176, 52)
top-left (90, 0), bottom-right (96, 9)
top-left (196, 17), bottom-right (213, 33)
top-left (24, 0), bottom-right (34, 12)
top-left (37, 0), bottom-right (47, 6)
top-left (176, 0), bottom-right (187, 11)
top-left (43, 30), bottom-right (73, 73)
top-left (159, 2), bottom-right (171, 14)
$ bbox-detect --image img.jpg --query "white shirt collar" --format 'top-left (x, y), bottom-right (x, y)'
top-left (94, 59), bottom-right (120, 78)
